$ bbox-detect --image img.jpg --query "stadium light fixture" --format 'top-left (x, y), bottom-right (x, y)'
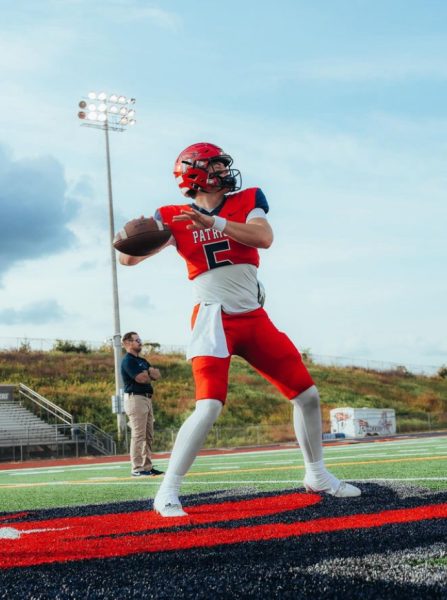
top-left (78, 92), bottom-right (137, 132)
top-left (76, 90), bottom-right (137, 444)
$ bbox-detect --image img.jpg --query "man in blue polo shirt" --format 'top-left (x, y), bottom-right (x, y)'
top-left (121, 331), bottom-right (164, 477)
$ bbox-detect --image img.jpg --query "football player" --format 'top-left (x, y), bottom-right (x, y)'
top-left (119, 142), bottom-right (361, 517)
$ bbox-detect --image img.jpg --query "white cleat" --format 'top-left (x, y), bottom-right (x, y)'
top-left (153, 496), bottom-right (188, 517)
top-left (304, 479), bottom-right (361, 498)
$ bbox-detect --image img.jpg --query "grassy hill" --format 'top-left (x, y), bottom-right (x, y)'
top-left (1, 349), bottom-right (446, 445)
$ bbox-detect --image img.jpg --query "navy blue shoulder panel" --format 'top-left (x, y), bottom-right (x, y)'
top-left (255, 188), bottom-right (269, 214)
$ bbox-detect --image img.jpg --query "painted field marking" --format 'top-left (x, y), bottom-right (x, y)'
top-left (190, 455), bottom-right (447, 477)
top-left (193, 445), bottom-right (445, 466)
top-left (0, 445), bottom-right (431, 479)
top-left (393, 449), bottom-right (431, 454)
top-left (318, 452), bottom-right (391, 460)
top-left (193, 452), bottom-right (424, 468)
top-left (87, 477), bottom-right (123, 481)
top-left (210, 466), bottom-right (241, 470)
top-left (194, 458), bottom-right (300, 467)
top-left (1, 454), bottom-right (447, 489)
top-left (0, 461), bottom-right (130, 475)
top-left (182, 476), bottom-right (447, 484)
top-left (0, 436), bottom-right (445, 481)
top-left (188, 437), bottom-right (447, 464)
top-left (2, 476), bottom-right (447, 489)
top-left (189, 439), bottom-right (444, 462)
top-left (352, 477), bottom-right (447, 482)
top-left (9, 466), bottom-right (125, 476)
top-left (0, 463), bottom-right (166, 479)
top-left (3, 448), bottom-right (441, 479)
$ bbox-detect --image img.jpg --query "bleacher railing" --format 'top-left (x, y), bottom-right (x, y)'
top-left (0, 385), bottom-right (117, 460)
top-left (0, 423), bottom-right (116, 460)
top-left (70, 423), bottom-right (117, 456)
top-left (18, 383), bottom-right (73, 425)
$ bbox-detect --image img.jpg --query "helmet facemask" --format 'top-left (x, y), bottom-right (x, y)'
top-left (202, 156), bottom-right (241, 194)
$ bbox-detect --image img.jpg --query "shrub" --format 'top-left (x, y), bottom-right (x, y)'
top-left (395, 365), bottom-right (413, 377)
top-left (52, 340), bottom-right (92, 354)
top-left (18, 339), bottom-right (32, 353)
top-left (301, 348), bottom-right (313, 363)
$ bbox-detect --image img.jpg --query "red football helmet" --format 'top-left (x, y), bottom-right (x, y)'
top-left (173, 142), bottom-right (242, 197)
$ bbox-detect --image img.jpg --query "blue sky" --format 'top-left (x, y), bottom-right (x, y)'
top-left (0, 0), bottom-right (446, 371)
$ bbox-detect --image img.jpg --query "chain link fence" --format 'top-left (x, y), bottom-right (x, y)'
top-left (0, 336), bottom-right (186, 354)
top-left (154, 423), bottom-right (297, 453)
top-left (0, 336), bottom-right (442, 375)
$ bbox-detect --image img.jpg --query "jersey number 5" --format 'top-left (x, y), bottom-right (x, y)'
top-left (203, 240), bottom-right (234, 270)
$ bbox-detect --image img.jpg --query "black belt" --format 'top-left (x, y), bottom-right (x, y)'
top-left (128, 392), bottom-right (152, 398)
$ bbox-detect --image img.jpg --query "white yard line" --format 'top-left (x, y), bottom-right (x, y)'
top-left (210, 466), bottom-right (241, 470)
top-left (45, 476), bottom-right (447, 487)
top-left (195, 450), bottom-right (439, 466)
top-left (9, 465), bottom-right (126, 476)
top-left (0, 436), bottom-right (445, 480)
top-left (353, 477), bottom-right (447, 482)
top-left (193, 459), bottom-right (298, 467)
top-left (2, 476), bottom-right (447, 489)
top-left (0, 462), bottom-right (129, 475)
top-left (2, 449), bottom-right (445, 480)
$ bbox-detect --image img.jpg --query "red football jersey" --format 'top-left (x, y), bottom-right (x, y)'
top-left (158, 188), bottom-right (265, 280)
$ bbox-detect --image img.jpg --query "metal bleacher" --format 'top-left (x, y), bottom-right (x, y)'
top-left (0, 384), bottom-right (116, 461)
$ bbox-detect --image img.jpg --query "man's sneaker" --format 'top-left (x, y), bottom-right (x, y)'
top-left (304, 478), bottom-right (361, 498)
top-left (131, 468), bottom-right (164, 477)
top-left (148, 467), bottom-right (164, 476)
top-left (153, 496), bottom-right (187, 517)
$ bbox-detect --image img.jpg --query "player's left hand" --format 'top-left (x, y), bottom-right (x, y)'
top-left (172, 208), bottom-right (214, 230)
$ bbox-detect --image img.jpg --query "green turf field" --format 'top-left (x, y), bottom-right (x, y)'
top-left (1, 434), bottom-right (446, 512)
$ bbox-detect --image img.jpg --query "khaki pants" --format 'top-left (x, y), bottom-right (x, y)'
top-left (124, 394), bottom-right (154, 472)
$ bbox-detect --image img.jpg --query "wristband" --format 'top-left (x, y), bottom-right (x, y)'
top-left (212, 216), bottom-right (227, 232)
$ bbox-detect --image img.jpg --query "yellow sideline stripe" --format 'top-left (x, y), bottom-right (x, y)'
top-left (0, 455), bottom-right (446, 489)
top-left (192, 455), bottom-right (447, 477)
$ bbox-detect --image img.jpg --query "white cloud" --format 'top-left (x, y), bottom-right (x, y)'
top-left (0, 148), bottom-right (80, 279)
top-left (0, 300), bottom-right (67, 325)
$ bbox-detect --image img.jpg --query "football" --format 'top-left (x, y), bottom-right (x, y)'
top-left (113, 217), bottom-right (172, 256)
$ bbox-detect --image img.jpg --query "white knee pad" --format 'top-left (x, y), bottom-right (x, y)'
top-left (194, 398), bottom-right (223, 424)
top-left (293, 385), bottom-right (320, 410)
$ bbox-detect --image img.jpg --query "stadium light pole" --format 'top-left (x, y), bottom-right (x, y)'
top-left (77, 91), bottom-right (136, 443)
